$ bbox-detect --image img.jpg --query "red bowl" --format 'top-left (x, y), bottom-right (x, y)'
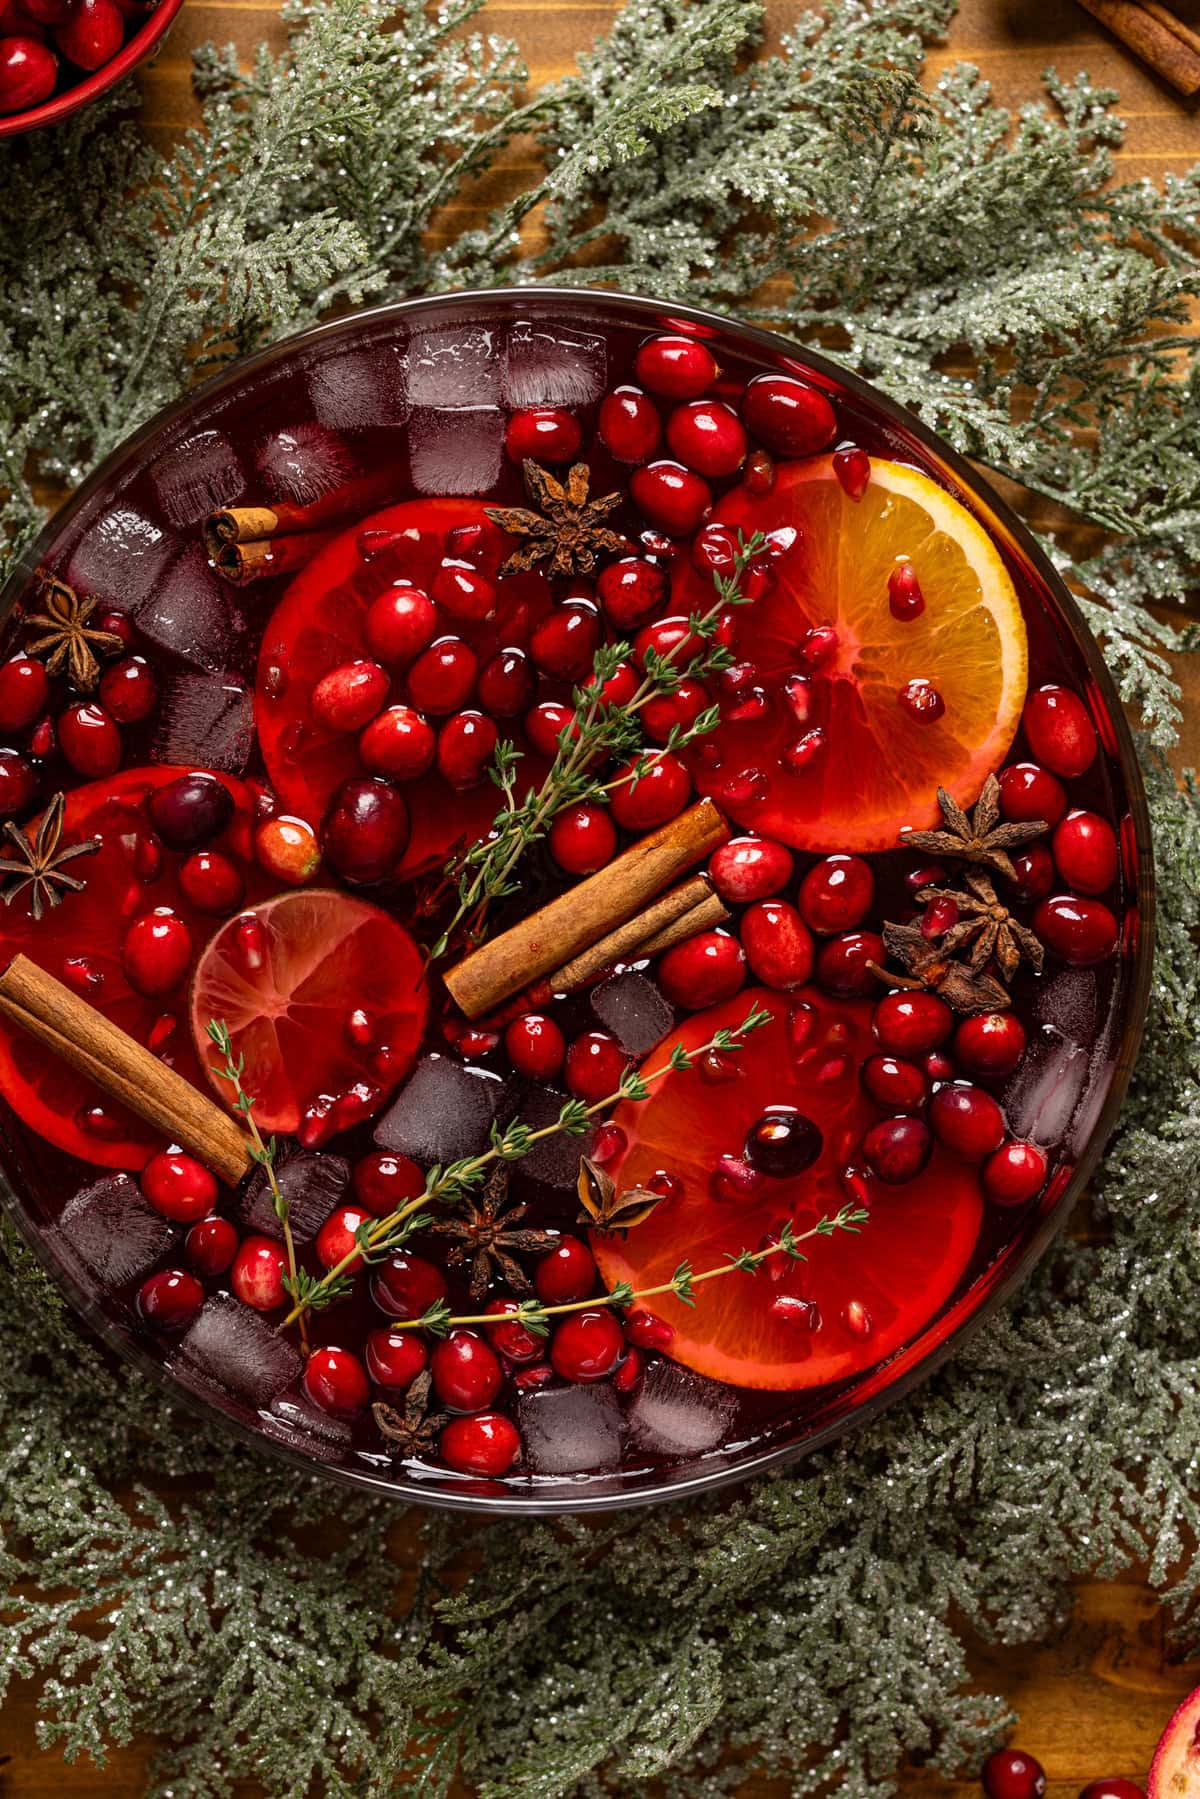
top-left (0, 0), bottom-right (183, 137)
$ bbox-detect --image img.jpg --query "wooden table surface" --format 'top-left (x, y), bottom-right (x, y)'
top-left (3, 1), bottom-right (1199, 1794)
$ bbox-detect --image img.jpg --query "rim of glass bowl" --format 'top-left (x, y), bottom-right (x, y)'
top-left (0, 0), bottom-right (185, 140)
top-left (0, 286), bottom-right (1156, 1515)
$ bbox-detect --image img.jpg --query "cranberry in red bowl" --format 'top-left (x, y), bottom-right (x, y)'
top-left (0, 290), bottom-right (1152, 1512)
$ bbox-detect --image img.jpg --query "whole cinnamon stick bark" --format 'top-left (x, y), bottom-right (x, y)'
top-left (203, 467), bottom-right (401, 561)
top-left (0, 955), bottom-right (253, 1185)
top-left (210, 528), bottom-right (339, 586)
top-left (1076, 0), bottom-right (1200, 92)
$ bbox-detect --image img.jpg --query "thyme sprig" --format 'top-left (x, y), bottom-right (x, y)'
top-left (429, 531), bottom-right (768, 958)
top-left (277, 1003), bottom-right (773, 1332)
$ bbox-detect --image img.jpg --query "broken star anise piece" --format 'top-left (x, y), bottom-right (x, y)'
top-left (903, 775), bottom-right (1046, 883)
top-left (917, 869), bottom-right (1044, 983)
top-left (429, 1162), bottom-right (555, 1301)
top-left (485, 460), bottom-right (626, 577)
top-left (577, 1155), bottom-right (667, 1234)
top-left (0, 792), bottom-right (99, 922)
top-left (870, 919), bottom-right (1012, 1015)
top-left (24, 572), bottom-right (124, 692)
top-left (372, 1370), bottom-right (446, 1458)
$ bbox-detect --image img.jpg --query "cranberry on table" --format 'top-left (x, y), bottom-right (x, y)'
top-left (505, 407), bottom-right (582, 464)
top-left (740, 374), bottom-right (837, 456)
top-left (565, 1030), bottom-right (628, 1104)
top-left (634, 334), bottom-right (720, 400)
top-left (431, 1329), bottom-right (502, 1411)
top-left (148, 770), bottom-right (234, 850)
top-left (137, 1268), bottom-right (204, 1330)
top-left (998, 761), bottom-right (1067, 828)
top-left (659, 929), bottom-right (747, 1009)
top-left (550, 1308), bottom-right (624, 1382)
top-left (0, 656), bottom-right (50, 733)
top-left (610, 751), bottom-right (691, 831)
top-left (365, 1326), bottom-right (428, 1389)
top-left (437, 710), bottom-right (498, 790)
top-left (56, 0), bottom-right (122, 67)
top-left (185, 1215), bottom-right (239, 1276)
top-left (930, 1083), bottom-right (1006, 1160)
top-left (815, 930), bottom-right (885, 998)
top-left (862, 1115), bottom-right (933, 1184)
top-left (597, 556), bottom-right (666, 629)
top-left (364, 584), bottom-right (437, 665)
top-left (315, 1202), bottom-right (374, 1273)
top-left (1052, 809), bottom-right (1118, 894)
top-left (406, 635), bottom-right (478, 714)
top-left (484, 1297), bottom-right (543, 1364)
top-left (440, 1411), bottom-right (520, 1477)
top-left (1009, 843), bottom-right (1056, 903)
top-left (534, 1235), bottom-right (596, 1305)
top-left (0, 747), bottom-right (36, 817)
top-left (431, 561), bottom-right (497, 625)
top-left (141, 1148), bottom-right (217, 1222)
top-left (873, 990), bottom-right (952, 1055)
top-left (1023, 684), bottom-right (1097, 779)
top-left (255, 814), bottom-right (321, 885)
top-left (0, 35), bottom-right (56, 112)
top-left (98, 655), bottom-right (157, 724)
top-left (59, 701), bottom-right (120, 778)
top-left (630, 461), bottom-right (712, 536)
top-left (666, 398), bottom-right (747, 478)
top-left (982, 1140), bottom-right (1048, 1206)
top-left (549, 802), bottom-right (616, 876)
top-left (981, 1748), bottom-right (1047, 1799)
top-left (231, 1236), bottom-right (288, 1311)
top-left (122, 908), bottom-right (193, 997)
top-left (740, 898), bottom-right (814, 991)
top-left (180, 849), bottom-right (245, 913)
top-left (312, 658), bottom-right (389, 733)
top-left (598, 385), bottom-right (661, 463)
top-left (860, 1054), bottom-right (929, 1112)
top-left (1032, 894), bottom-right (1119, 966)
top-left (371, 1251), bottom-right (447, 1319)
top-left (322, 775), bottom-right (409, 883)
top-left (304, 1345), bottom-right (370, 1416)
top-left (955, 1011), bottom-right (1026, 1079)
top-left (710, 834), bottom-right (793, 902)
top-left (478, 647), bottom-right (533, 717)
top-left (799, 855), bottom-right (876, 933)
top-left (505, 1012), bottom-right (566, 1081)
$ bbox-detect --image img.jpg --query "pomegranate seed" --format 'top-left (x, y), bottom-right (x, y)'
top-left (61, 954), bottom-right (103, 995)
top-left (887, 561), bottom-right (925, 621)
top-left (955, 1012), bottom-right (1026, 1078)
top-left (505, 406), bottom-right (581, 463)
top-left (862, 1115), bottom-right (932, 1184)
top-left (721, 685), bottom-right (768, 726)
top-left (354, 1152), bottom-right (425, 1217)
top-left (407, 636), bottom-right (478, 714)
top-left (625, 1308), bottom-right (673, 1349)
top-left (666, 398), bottom-right (747, 478)
top-left (712, 1153), bottom-right (763, 1203)
top-left (565, 1030), bottom-right (628, 1104)
top-left (597, 556), bottom-right (667, 630)
top-left (436, 710), bottom-right (498, 790)
top-left (905, 861), bottom-right (946, 893)
top-left (720, 765), bottom-right (770, 807)
top-left (185, 1215), bottom-right (238, 1276)
top-left (744, 447), bottom-right (775, 494)
top-left (28, 716), bottom-right (55, 760)
top-left (860, 1054), bottom-right (928, 1111)
top-left (364, 584), bottom-right (437, 665)
top-left (76, 1103), bottom-right (125, 1140)
top-left (439, 1411), bottom-right (520, 1476)
top-left (304, 1346), bottom-right (370, 1416)
top-left (234, 914), bottom-right (267, 972)
top-left (141, 1150), bottom-right (217, 1222)
top-left (478, 647), bottom-right (533, 717)
top-left (690, 522), bottom-right (741, 577)
top-left (598, 384), bottom-right (662, 463)
top-left (431, 1330), bottom-right (502, 1411)
top-left (550, 1309), bottom-right (624, 1382)
top-left (815, 930), bottom-right (884, 997)
top-left (629, 460), bottom-right (712, 536)
top-left (798, 854), bottom-right (875, 933)
top-left (345, 1007), bottom-right (374, 1047)
top-left (997, 761), bottom-right (1066, 827)
top-left (799, 625), bottom-right (839, 671)
top-left (1032, 894), bottom-right (1119, 965)
top-left (1022, 684), bottom-right (1097, 779)
top-left (122, 908), bottom-right (192, 997)
top-left (431, 560), bottom-right (497, 624)
top-left (647, 1168), bottom-right (684, 1203)
top-left (322, 776), bottom-right (409, 883)
top-left (137, 1269), bottom-right (204, 1331)
top-left (1052, 809), bottom-right (1118, 894)
top-left (740, 898), bottom-right (814, 991)
top-left (658, 929), bottom-right (747, 1009)
top-left (59, 701), bottom-right (120, 777)
top-left (0, 657), bottom-right (49, 732)
top-left (786, 1001), bottom-right (816, 1055)
top-left (634, 334), bottom-right (719, 400)
top-left (99, 656), bottom-right (157, 724)
top-left (180, 849), bottom-right (245, 913)
top-left (844, 1298), bottom-right (873, 1338)
top-left (832, 443), bottom-right (871, 500)
top-left (929, 1083), bottom-right (1006, 1160)
top-left (982, 1140), bottom-right (1048, 1206)
top-left (613, 1347), bottom-right (644, 1394)
top-left (769, 1294), bottom-right (821, 1331)
top-left (741, 374), bottom-right (836, 456)
top-left (709, 834), bottom-right (793, 902)
top-left (783, 673), bottom-right (814, 724)
top-left (504, 1012), bottom-right (566, 1081)
top-left (231, 1236), bottom-right (288, 1310)
top-left (534, 1235), bottom-right (596, 1304)
top-left (357, 527), bottom-right (407, 561)
top-left (981, 1749), bottom-right (1046, 1799)
top-left (898, 677), bottom-right (945, 722)
top-left (783, 730), bottom-right (827, 773)
top-left (589, 1121), bottom-right (627, 1165)
top-left (609, 751), bottom-right (691, 831)
top-left (55, 0), bottom-right (122, 67)
top-left (0, 36), bottom-right (56, 110)
top-left (365, 1327), bottom-right (428, 1389)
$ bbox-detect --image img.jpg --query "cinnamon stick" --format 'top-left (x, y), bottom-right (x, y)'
top-left (445, 798), bottom-right (729, 1018)
top-left (210, 529), bottom-right (339, 586)
top-left (0, 955), bottom-right (253, 1185)
top-left (203, 468), bottom-right (401, 562)
top-left (634, 889), bottom-right (729, 956)
top-left (548, 874), bottom-right (719, 992)
top-left (1076, 0), bottom-right (1200, 92)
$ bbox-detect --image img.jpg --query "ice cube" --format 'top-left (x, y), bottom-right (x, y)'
top-left (589, 971), bottom-right (674, 1058)
top-left (518, 1381), bottom-right (624, 1475)
top-left (260, 1393), bottom-right (352, 1462)
top-left (1003, 1025), bottom-right (1090, 1147)
top-left (64, 506), bottom-right (171, 613)
top-left (626, 1359), bottom-right (738, 1458)
top-left (239, 1150), bottom-right (351, 1245)
top-left (56, 1173), bottom-right (177, 1286)
top-left (133, 542), bottom-right (244, 675)
top-left (408, 406), bottom-right (503, 497)
top-left (170, 1293), bottom-right (302, 1405)
top-left (501, 319), bottom-right (605, 409)
top-left (373, 1055), bottom-right (512, 1166)
top-left (1035, 968), bottom-right (1099, 1040)
top-left (150, 429), bottom-right (246, 527)
top-left (307, 344), bottom-right (410, 430)
top-left (254, 423), bottom-right (353, 506)
top-left (404, 325), bottom-right (500, 407)
top-left (513, 1085), bottom-right (595, 1190)
top-left (154, 671), bottom-right (254, 773)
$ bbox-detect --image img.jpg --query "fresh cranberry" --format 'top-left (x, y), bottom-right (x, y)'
top-left (1052, 810), bottom-right (1118, 894)
top-left (304, 1345), bottom-right (370, 1416)
top-left (504, 1012), bottom-right (566, 1081)
top-left (744, 1107), bottom-right (822, 1177)
top-left (690, 522), bottom-right (741, 579)
top-left (530, 601), bottom-right (600, 681)
top-left (630, 461), bottom-right (712, 536)
top-left (861, 1115), bottom-right (932, 1184)
top-left (634, 613), bottom-right (705, 668)
top-left (431, 1329), bottom-right (502, 1411)
top-left (185, 1215), bottom-right (239, 1276)
top-left (981, 1749), bottom-right (1046, 1799)
top-left (1032, 894), bottom-right (1118, 965)
top-left (1023, 685), bottom-right (1096, 779)
top-left (598, 385), bottom-right (661, 463)
top-left (0, 748), bottom-right (36, 817)
top-left (955, 1012), bottom-right (1026, 1078)
top-left (997, 761), bottom-right (1066, 828)
top-left (315, 1202), bottom-right (374, 1273)
top-left (56, 0), bottom-right (121, 66)
top-left (255, 815), bottom-right (321, 885)
top-left (565, 1031), bottom-right (628, 1103)
top-left (833, 443), bottom-right (871, 500)
top-left (873, 990), bottom-right (952, 1055)
top-left (666, 399), bottom-right (747, 478)
top-left (658, 929), bottom-right (745, 1011)
top-left (1078, 1781), bottom-right (1144, 1799)
top-left (364, 585), bottom-right (437, 665)
top-left (740, 899), bottom-right (814, 991)
top-left (440, 1411), bottom-right (520, 1476)
top-left (1009, 842), bottom-right (1055, 903)
top-left (231, 1236), bottom-right (288, 1310)
top-left (641, 679), bottom-right (711, 743)
top-left (860, 1055), bottom-right (928, 1111)
top-left (0, 656), bottom-right (49, 732)
top-left (505, 407), bottom-right (581, 463)
top-left (407, 635), bottom-right (478, 714)
top-left (96, 655), bottom-right (156, 725)
top-left (478, 647), bottom-right (533, 717)
top-left (93, 605), bottom-right (132, 646)
top-left (141, 1149), bottom-right (217, 1222)
top-left (816, 930), bottom-right (884, 997)
top-left (798, 854), bottom-right (875, 933)
top-left (148, 771), bottom-right (233, 850)
top-left (709, 835), bottom-right (793, 902)
top-left (740, 374), bottom-right (836, 456)
top-left (634, 334), bottom-right (719, 400)
top-left (312, 659), bottom-right (389, 733)
top-left (982, 1140), bottom-right (1048, 1206)
top-left (371, 1252), bottom-right (446, 1319)
top-left (430, 560), bottom-right (497, 625)
top-left (610, 751), bottom-right (691, 831)
top-left (930, 1083), bottom-right (1006, 1159)
top-left (59, 701), bottom-right (120, 778)
top-left (353, 1152), bottom-right (424, 1218)
top-left (357, 704), bottom-right (435, 781)
top-left (484, 1297), bottom-right (542, 1364)
top-left (524, 700), bottom-right (576, 758)
top-left (887, 561), bottom-right (925, 621)
top-left (437, 710), bottom-right (498, 790)
top-left (137, 1268), bottom-right (204, 1330)
top-left (322, 776), bottom-right (409, 882)
top-left (180, 849), bottom-right (245, 913)
top-left (122, 908), bottom-right (192, 997)
top-left (597, 556), bottom-right (666, 631)
top-left (548, 802), bottom-right (616, 875)
top-left (365, 1327), bottom-right (428, 1389)
top-left (550, 1308), bottom-right (624, 1382)
top-left (535, 1235), bottom-right (596, 1304)
top-left (0, 36), bottom-right (56, 111)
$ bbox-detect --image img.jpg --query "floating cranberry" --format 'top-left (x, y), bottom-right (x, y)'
top-left (833, 443), bottom-right (871, 501)
top-left (565, 1030), bottom-right (628, 1104)
top-left (798, 854), bottom-right (875, 933)
top-left (315, 1202), bottom-right (374, 1274)
top-left (815, 930), bottom-right (884, 997)
top-left (0, 747), bottom-right (36, 817)
top-left (0, 36), bottom-right (56, 111)
top-left (255, 815), bottom-right (321, 886)
top-left (860, 1054), bottom-right (928, 1111)
top-left (148, 770), bottom-right (233, 850)
top-left (428, 562), bottom-right (495, 628)
top-left (505, 406), bottom-right (581, 464)
top-left (504, 1012), bottom-right (566, 1081)
top-left (478, 647), bottom-right (533, 718)
top-left (524, 700), bottom-right (576, 759)
top-left (659, 929), bottom-right (746, 1009)
top-left (981, 1749), bottom-right (1046, 1799)
top-left (1032, 894), bottom-right (1118, 966)
top-left (634, 613), bottom-right (704, 669)
top-left (440, 1410), bottom-right (520, 1476)
top-left (897, 677), bottom-right (945, 723)
top-left (59, 701), bottom-right (120, 778)
top-left (141, 1149), bottom-right (217, 1222)
top-left (887, 561), bottom-right (925, 621)
top-left (691, 523), bottom-right (741, 579)
top-left (982, 1140), bottom-right (1048, 1206)
top-left (322, 776), bottom-right (409, 883)
top-left (862, 1115), bottom-right (932, 1184)
top-left (0, 656), bottom-right (49, 733)
top-left (56, 0), bottom-right (121, 66)
top-left (597, 557), bottom-right (666, 631)
top-left (122, 908), bottom-right (192, 997)
top-left (630, 461), bottom-right (712, 536)
top-left (356, 704), bottom-right (434, 782)
top-left (598, 384), bottom-right (661, 463)
top-left (304, 1345), bottom-right (370, 1416)
top-left (1023, 684), bottom-right (1096, 779)
top-left (930, 1083), bottom-right (1006, 1160)
top-left (997, 761), bottom-right (1066, 828)
top-left (352, 1152), bottom-right (424, 1219)
top-left (873, 990), bottom-right (952, 1055)
top-left (407, 635), bottom-right (478, 715)
top-left (740, 374), bottom-right (836, 456)
top-left (365, 1327), bottom-right (428, 1389)
top-left (185, 1215), bottom-right (238, 1276)
top-left (437, 710), bottom-right (497, 790)
top-left (231, 1235), bottom-right (288, 1310)
top-left (641, 678), bottom-right (711, 743)
top-left (431, 1329), bottom-right (502, 1411)
top-left (740, 898), bottom-right (814, 991)
top-left (535, 1235), bottom-right (596, 1304)
top-left (546, 802), bottom-right (614, 877)
top-left (1009, 842), bottom-right (1055, 903)
top-left (179, 849), bottom-right (245, 915)
top-left (372, 1256), bottom-right (446, 1326)
top-left (666, 398), bottom-right (747, 478)
top-left (137, 1268), bottom-right (204, 1330)
top-left (530, 601), bottom-right (600, 682)
top-left (634, 334), bottom-right (719, 400)
top-left (98, 656), bottom-right (157, 725)
top-left (312, 659), bottom-right (389, 733)
top-left (550, 1308), bottom-right (624, 1382)
top-left (364, 585), bottom-right (437, 665)
top-left (1052, 809), bottom-right (1118, 894)
top-left (955, 1011), bottom-right (1026, 1079)
top-left (709, 835), bottom-right (793, 902)
top-left (744, 1106), bottom-right (822, 1177)
top-left (610, 751), bottom-right (691, 831)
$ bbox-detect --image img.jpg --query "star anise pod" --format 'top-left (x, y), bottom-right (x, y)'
top-left (0, 791), bottom-right (99, 922)
top-left (372, 1370), bottom-right (446, 1457)
top-left (24, 572), bottom-right (124, 691)
top-left (429, 1163), bottom-right (555, 1300)
top-left (870, 919), bottom-right (1012, 1015)
top-left (485, 460), bottom-right (625, 577)
top-left (577, 1156), bottom-right (667, 1234)
top-left (903, 775), bottom-right (1046, 882)
top-left (916, 869), bottom-right (1044, 983)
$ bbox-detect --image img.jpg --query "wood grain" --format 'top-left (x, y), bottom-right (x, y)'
top-left (3, 1), bottom-right (1199, 1793)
